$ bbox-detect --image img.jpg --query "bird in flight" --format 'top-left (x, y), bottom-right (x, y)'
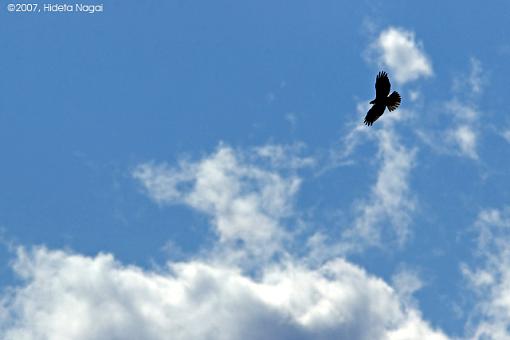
top-left (364, 71), bottom-right (401, 126)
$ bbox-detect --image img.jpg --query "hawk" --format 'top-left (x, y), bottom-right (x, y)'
top-left (364, 71), bottom-right (401, 126)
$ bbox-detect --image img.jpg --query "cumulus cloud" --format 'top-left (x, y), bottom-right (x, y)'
top-left (368, 27), bottom-right (433, 84)
top-left (462, 207), bottom-right (510, 339)
top-left (0, 247), bottom-right (449, 340)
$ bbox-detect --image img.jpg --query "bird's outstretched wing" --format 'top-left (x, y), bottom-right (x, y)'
top-left (375, 71), bottom-right (391, 99)
top-left (364, 103), bottom-right (385, 126)
top-left (387, 91), bottom-right (401, 112)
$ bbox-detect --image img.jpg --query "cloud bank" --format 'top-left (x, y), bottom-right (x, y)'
top-left (0, 246), bottom-right (448, 340)
top-left (0, 144), bottom-right (449, 340)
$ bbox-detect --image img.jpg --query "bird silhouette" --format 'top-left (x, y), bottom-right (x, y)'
top-left (364, 71), bottom-right (401, 126)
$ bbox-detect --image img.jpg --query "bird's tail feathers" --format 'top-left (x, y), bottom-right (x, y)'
top-left (387, 91), bottom-right (401, 112)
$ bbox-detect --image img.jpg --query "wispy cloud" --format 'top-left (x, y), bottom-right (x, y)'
top-left (502, 130), bottom-right (510, 144)
top-left (392, 268), bottom-right (424, 308)
top-left (462, 207), bottom-right (510, 339)
top-left (418, 59), bottom-right (484, 160)
top-left (344, 124), bottom-right (416, 251)
top-left (327, 105), bottom-right (416, 255)
top-left (444, 101), bottom-right (480, 160)
top-left (254, 144), bottom-right (315, 170)
top-left (453, 58), bottom-right (485, 95)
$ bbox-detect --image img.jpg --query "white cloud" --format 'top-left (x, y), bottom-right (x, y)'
top-left (418, 59), bottom-right (484, 161)
top-left (502, 130), bottom-right (510, 144)
top-left (133, 145), bottom-right (302, 262)
top-left (453, 57), bottom-right (485, 95)
top-left (0, 246), bottom-right (449, 340)
top-left (444, 100), bottom-right (480, 160)
top-left (446, 124), bottom-right (478, 160)
top-left (285, 112), bottom-right (298, 131)
top-left (369, 27), bottom-right (433, 84)
top-left (391, 269), bottom-right (424, 308)
top-left (254, 144), bottom-right (315, 169)
top-left (327, 101), bottom-right (411, 171)
top-left (314, 107), bottom-right (416, 260)
top-left (468, 58), bottom-right (484, 95)
top-left (320, 97), bottom-right (417, 255)
top-left (462, 207), bottom-right (510, 339)
top-left (339, 120), bottom-right (417, 252)
top-left (409, 90), bottom-right (421, 102)
top-left (355, 129), bottom-right (415, 244)
top-left (446, 100), bottom-right (479, 123)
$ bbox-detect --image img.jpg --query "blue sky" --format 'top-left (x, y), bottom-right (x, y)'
top-left (1, 1), bottom-right (510, 339)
